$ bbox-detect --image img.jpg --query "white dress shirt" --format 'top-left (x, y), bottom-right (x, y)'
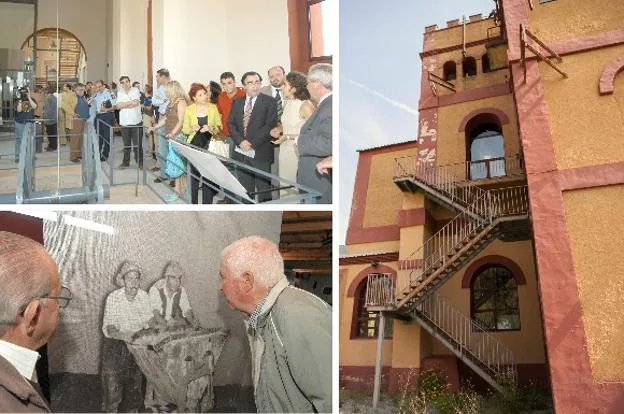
top-left (116, 87), bottom-right (143, 126)
top-left (0, 340), bottom-right (39, 381)
top-left (102, 288), bottom-right (153, 337)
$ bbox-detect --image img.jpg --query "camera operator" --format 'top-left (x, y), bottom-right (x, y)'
top-left (14, 87), bottom-right (38, 163)
top-left (31, 85), bottom-right (45, 153)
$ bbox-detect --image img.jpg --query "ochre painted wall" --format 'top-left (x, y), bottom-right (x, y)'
top-left (346, 241), bottom-right (400, 256)
top-left (436, 94), bottom-right (519, 168)
top-left (434, 239), bottom-right (547, 364)
top-left (432, 18), bottom-right (495, 51)
top-left (563, 185), bottom-right (624, 381)
top-left (362, 149), bottom-right (417, 228)
top-left (529, 0), bottom-right (624, 44)
top-left (434, 46), bottom-right (510, 96)
top-left (539, 45), bottom-right (624, 170)
top-left (340, 264), bottom-right (395, 367)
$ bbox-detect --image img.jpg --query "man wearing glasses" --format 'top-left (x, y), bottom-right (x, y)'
top-left (0, 231), bottom-right (71, 413)
top-left (228, 71), bottom-right (279, 202)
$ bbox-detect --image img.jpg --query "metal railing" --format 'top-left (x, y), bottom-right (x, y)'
top-left (365, 273), bottom-right (396, 309)
top-left (404, 191), bottom-right (495, 289)
top-left (489, 185), bottom-right (530, 217)
top-left (416, 293), bottom-right (517, 385)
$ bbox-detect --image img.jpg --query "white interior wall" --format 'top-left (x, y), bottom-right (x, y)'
top-left (0, 2), bottom-right (35, 50)
top-left (110, 0), bottom-right (148, 86)
top-left (152, 0), bottom-right (290, 90)
top-left (38, 0), bottom-right (108, 83)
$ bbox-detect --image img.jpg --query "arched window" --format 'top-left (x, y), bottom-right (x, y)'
top-left (482, 53), bottom-right (491, 73)
top-left (463, 56), bottom-right (477, 77)
top-left (470, 266), bottom-right (520, 331)
top-left (443, 61), bottom-right (457, 81)
top-left (352, 278), bottom-right (393, 339)
top-left (466, 115), bottom-right (506, 180)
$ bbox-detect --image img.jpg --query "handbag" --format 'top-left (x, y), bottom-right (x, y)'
top-left (190, 130), bottom-right (212, 149)
top-left (165, 141), bottom-right (185, 178)
top-left (208, 139), bottom-right (230, 158)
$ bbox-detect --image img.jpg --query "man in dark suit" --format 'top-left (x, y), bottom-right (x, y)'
top-left (229, 71), bottom-right (279, 202)
top-left (297, 64), bottom-right (333, 204)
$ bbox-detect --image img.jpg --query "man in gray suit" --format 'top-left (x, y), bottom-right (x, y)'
top-left (297, 64), bottom-right (333, 204)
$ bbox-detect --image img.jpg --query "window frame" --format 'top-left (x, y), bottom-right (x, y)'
top-left (307, 0), bottom-right (333, 62)
top-left (352, 278), bottom-right (393, 339)
top-left (470, 265), bottom-right (521, 332)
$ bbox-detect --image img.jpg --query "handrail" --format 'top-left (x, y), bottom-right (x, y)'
top-left (416, 293), bottom-right (517, 385)
top-left (404, 191), bottom-right (495, 289)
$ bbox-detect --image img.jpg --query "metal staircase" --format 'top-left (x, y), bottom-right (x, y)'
top-left (365, 156), bottom-right (529, 391)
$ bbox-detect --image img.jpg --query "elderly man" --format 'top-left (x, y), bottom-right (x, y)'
top-left (148, 261), bottom-right (199, 329)
top-left (297, 63), bottom-right (333, 204)
top-left (0, 231), bottom-right (71, 413)
top-left (101, 260), bottom-right (154, 413)
top-left (219, 236), bottom-right (331, 413)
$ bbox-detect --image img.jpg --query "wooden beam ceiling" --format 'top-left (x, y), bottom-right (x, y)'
top-left (280, 211), bottom-right (332, 274)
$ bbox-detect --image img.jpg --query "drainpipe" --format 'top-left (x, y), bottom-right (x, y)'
top-left (462, 15), bottom-right (467, 58)
top-left (372, 312), bottom-right (386, 408)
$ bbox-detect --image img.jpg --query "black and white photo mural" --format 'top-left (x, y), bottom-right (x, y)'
top-left (43, 211), bottom-right (282, 413)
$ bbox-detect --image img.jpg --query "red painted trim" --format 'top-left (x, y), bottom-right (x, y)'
top-left (505, 0), bottom-right (624, 410)
top-left (559, 162), bottom-right (624, 191)
top-left (398, 208), bottom-right (426, 228)
top-left (346, 225), bottom-right (400, 245)
top-left (551, 29), bottom-right (624, 59)
top-left (398, 259), bottom-right (423, 270)
top-left (339, 365), bottom-right (392, 392)
top-left (358, 141), bottom-right (418, 154)
top-left (458, 107), bottom-right (510, 132)
top-left (340, 252), bottom-right (400, 266)
top-left (420, 82), bottom-right (511, 110)
top-left (509, 29), bottom-right (624, 62)
top-left (461, 255), bottom-right (527, 288)
top-left (347, 143), bottom-right (420, 246)
top-left (0, 212), bottom-right (44, 244)
top-left (420, 38), bottom-right (490, 58)
top-left (346, 264), bottom-right (397, 298)
top-left (599, 56), bottom-right (624, 95)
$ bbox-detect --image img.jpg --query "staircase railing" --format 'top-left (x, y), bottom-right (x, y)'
top-left (403, 191), bottom-right (495, 289)
top-left (415, 293), bottom-right (518, 386)
top-left (394, 154), bottom-right (524, 209)
top-left (365, 273), bottom-right (396, 310)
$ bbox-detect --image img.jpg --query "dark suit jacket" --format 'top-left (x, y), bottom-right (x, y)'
top-left (0, 355), bottom-right (51, 413)
top-left (297, 94), bottom-right (332, 203)
top-left (228, 94), bottom-right (278, 163)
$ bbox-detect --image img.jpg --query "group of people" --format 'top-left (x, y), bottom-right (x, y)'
top-left (11, 63), bottom-right (332, 203)
top-left (0, 232), bottom-right (332, 413)
top-left (11, 83), bottom-right (91, 163)
top-left (92, 64), bottom-right (333, 204)
top-left (101, 260), bottom-right (199, 412)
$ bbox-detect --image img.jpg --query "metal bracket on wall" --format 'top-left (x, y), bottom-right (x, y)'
top-left (428, 71), bottom-right (456, 96)
top-left (520, 23), bottom-right (567, 83)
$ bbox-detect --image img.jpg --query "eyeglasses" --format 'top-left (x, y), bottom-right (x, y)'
top-left (40, 286), bottom-right (72, 309)
top-left (245, 81), bottom-right (262, 86)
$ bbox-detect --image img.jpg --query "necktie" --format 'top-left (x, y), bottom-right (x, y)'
top-left (275, 89), bottom-right (283, 118)
top-left (243, 97), bottom-right (252, 138)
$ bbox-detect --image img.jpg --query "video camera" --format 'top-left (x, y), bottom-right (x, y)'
top-left (15, 86), bottom-right (30, 102)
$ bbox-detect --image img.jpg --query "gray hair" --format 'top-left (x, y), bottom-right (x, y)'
top-left (308, 63), bottom-right (333, 90)
top-left (221, 236), bottom-right (285, 289)
top-left (0, 232), bottom-right (54, 333)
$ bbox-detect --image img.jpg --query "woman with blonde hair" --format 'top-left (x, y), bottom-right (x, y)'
top-left (182, 83), bottom-right (223, 204)
top-left (148, 80), bottom-right (188, 188)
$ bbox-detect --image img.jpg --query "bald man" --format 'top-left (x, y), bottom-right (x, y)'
top-left (0, 231), bottom-right (70, 413)
top-left (219, 236), bottom-right (332, 413)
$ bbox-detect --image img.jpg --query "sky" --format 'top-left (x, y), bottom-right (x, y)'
top-left (339, 0), bottom-right (496, 244)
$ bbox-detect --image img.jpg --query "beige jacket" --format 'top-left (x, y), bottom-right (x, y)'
top-left (0, 355), bottom-right (51, 413)
top-left (61, 91), bottom-right (77, 129)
